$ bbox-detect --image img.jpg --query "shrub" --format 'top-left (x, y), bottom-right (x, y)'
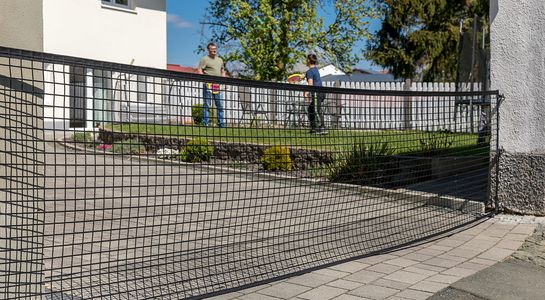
top-left (328, 142), bottom-right (398, 187)
top-left (191, 103), bottom-right (217, 126)
top-left (261, 146), bottom-right (293, 171)
top-left (72, 132), bottom-right (93, 143)
top-left (72, 132), bottom-right (95, 148)
top-left (418, 130), bottom-right (454, 155)
top-left (180, 138), bottom-right (214, 162)
top-left (111, 139), bottom-right (146, 154)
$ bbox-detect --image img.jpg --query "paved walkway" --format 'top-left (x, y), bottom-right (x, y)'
top-left (430, 218), bottom-right (545, 300)
top-left (213, 215), bottom-right (545, 300)
top-left (43, 137), bottom-right (484, 299)
top-left (44, 135), bottom-right (544, 299)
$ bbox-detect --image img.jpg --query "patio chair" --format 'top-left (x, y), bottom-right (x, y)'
top-left (238, 86), bottom-right (269, 126)
top-left (284, 96), bottom-right (308, 128)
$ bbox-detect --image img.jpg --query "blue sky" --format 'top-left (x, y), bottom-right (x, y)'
top-left (166, 0), bottom-right (380, 70)
top-left (166, 0), bottom-right (209, 68)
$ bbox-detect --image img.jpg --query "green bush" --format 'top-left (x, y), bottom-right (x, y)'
top-left (191, 103), bottom-right (217, 126)
top-left (72, 132), bottom-right (94, 147)
top-left (328, 142), bottom-right (398, 186)
top-left (111, 139), bottom-right (146, 154)
top-left (261, 146), bottom-right (293, 171)
top-left (180, 138), bottom-right (214, 162)
top-left (418, 130), bottom-right (454, 155)
top-left (72, 132), bottom-right (93, 143)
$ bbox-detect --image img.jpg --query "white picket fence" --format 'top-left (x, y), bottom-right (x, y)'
top-left (321, 81), bottom-right (486, 132)
top-left (115, 77), bottom-right (487, 133)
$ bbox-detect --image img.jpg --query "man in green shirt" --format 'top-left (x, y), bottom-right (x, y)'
top-left (197, 42), bottom-right (226, 127)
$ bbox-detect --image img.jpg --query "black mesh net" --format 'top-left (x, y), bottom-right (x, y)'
top-left (0, 47), bottom-right (499, 299)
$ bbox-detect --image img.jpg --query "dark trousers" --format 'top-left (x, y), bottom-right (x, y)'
top-left (308, 92), bottom-right (325, 130)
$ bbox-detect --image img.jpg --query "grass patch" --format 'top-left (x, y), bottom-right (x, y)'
top-left (111, 139), bottom-right (146, 154)
top-left (72, 132), bottom-right (95, 148)
top-left (107, 124), bottom-right (487, 155)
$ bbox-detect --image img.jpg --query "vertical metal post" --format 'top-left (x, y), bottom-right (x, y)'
top-left (469, 14), bottom-right (478, 133)
top-left (454, 18), bottom-right (464, 131)
top-left (333, 80), bottom-right (342, 128)
top-left (494, 94), bottom-right (504, 214)
top-left (270, 88), bottom-right (278, 126)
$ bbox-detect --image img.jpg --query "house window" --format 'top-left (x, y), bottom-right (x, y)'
top-left (137, 75), bottom-right (147, 102)
top-left (102, 0), bottom-right (133, 9)
top-left (69, 66), bottom-right (87, 128)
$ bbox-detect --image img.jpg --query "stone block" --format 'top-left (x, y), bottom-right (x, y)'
top-left (492, 151), bottom-right (545, 215)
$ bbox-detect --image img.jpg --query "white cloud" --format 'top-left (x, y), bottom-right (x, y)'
top-left (167, 14), bottom-right (192, 29)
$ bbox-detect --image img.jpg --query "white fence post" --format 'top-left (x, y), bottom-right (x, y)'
top-left (331, 80), bottom-right (342, 128)
top-left (403, 79), bottom-right (413, 130)
top-left (152, 79), bottom-right (478, 132)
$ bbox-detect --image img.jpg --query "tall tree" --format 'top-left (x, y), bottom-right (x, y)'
top-left (201, 0), bottom-right (376, 81)
top-left (366, 0), bottom-right (488, 81)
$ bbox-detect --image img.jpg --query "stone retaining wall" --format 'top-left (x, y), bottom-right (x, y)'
top-left (98, 129), bottom-right (333, 170)
top-left (99, 129), bottom-right (489, 187)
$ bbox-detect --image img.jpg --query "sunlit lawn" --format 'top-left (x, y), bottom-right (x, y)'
top-left (109, 124), bottom-right (489, 156)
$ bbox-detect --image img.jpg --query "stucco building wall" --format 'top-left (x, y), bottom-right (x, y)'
top-left (0, 0), bottom-right (44, 52)
top-left (491, 0), bottom-right (545, 215)
top-left (42, 0), bottom-right (167, 69)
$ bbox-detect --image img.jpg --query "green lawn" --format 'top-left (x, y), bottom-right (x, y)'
top-left (109, 124), bottom-right (489, 156)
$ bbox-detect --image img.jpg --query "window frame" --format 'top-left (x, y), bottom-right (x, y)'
top-left (101, 0), bottom-right (134, 10)
top-left (136, 75), bottom-right (148, 102)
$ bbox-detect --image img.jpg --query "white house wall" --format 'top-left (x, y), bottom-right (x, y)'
top-left (491, 0), bottom-right (545, 153)
top-left (0, 0), bottom-right (44, 52)
top-left (319, 65), bottom-right (345, 77)
top-left (42, 0), bottom-right (167, 69)
top-left (39, 0), bottom-right (167, 129)
top-left (490, 0), bottom-right (545, 215)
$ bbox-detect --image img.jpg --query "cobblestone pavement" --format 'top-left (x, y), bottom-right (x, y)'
top-left (509, 224), bottom-right (545, 267)
top-left (429, 216), bottom-right (545, 300)
top-left (222, 216), bottom-right (544, 300)
top-left (41, 137), bottom-right (481, 299)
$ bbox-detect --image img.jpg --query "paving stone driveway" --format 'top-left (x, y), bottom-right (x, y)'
top-left (42, 136), bottom-right (485, 299)
top-left (222, 217), bottom-right (541, 300)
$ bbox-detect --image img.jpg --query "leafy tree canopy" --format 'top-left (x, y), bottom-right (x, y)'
top-left (366, 0), bottom-right (488, 81)
top-left (201, 0), bottom-right (376, 81)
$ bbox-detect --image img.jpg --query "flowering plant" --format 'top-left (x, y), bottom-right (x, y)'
top-left (96, 144), bottom-right (112, 151)
top-left (156, 148), bottom-right (180, 159)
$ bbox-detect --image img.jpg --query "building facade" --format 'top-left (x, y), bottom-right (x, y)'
top-left (0, 0), bottom-right (167, 129)
top-left (490, 0), bottom-right (545, 215)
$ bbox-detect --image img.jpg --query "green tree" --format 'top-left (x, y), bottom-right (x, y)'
top-left (366, 0), bottom-right (488, 81)
top-left (201, 0), bottom-right (376, 81)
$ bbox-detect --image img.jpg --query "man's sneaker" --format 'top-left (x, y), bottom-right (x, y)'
top-left (317, 128), bottom-right (328, 135)
top-left (308, 129), bottom-right (318, 134)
